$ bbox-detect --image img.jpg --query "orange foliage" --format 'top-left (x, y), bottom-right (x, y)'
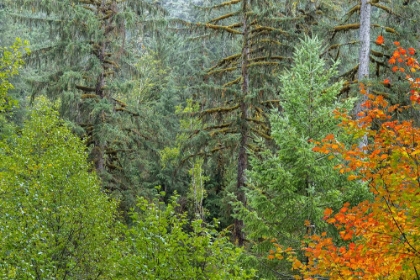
top-left (375, 35), bottom-right (384, 45)
top-left (269, 41), bottom-right (420, 279)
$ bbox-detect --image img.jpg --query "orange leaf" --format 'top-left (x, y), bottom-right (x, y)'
top-left (375, 35), bottom-right (384, 45)
top-left (326, 217), bottom-right (336, 224)
top-left (324, 208), bottom-right (333, 217)
top-left (292, 259), bottom-right (303, 270)
top-left (408, 47), bottom-right (416, 55)
top-left (324, 134), bottom-right (335, 141)
top-left (312, 146), bottom-right (321, 152)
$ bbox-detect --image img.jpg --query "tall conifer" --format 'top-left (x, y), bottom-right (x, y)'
top-left (6, 0), bottom-right (166, 214)
top-left (188, 0), bottom-right (315, 245)
top-left (239, 37), bottom-right (371, 278)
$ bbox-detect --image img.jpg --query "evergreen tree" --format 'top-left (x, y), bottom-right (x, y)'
top-left (187, 0), bottom-right (314, 245)
top-left (5, 0), bottom-right (169, 215)
top-left (238, 37), bottom-right (371, 278)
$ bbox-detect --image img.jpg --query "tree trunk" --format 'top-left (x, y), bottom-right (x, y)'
top-left (355, 0), bottom-right (371, 149)
top-left (233, 0), bottom-right (249, 246)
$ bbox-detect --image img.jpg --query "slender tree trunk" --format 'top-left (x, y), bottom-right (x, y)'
top-left (234, 0), bottom-right (249, 246)
top-left (355, 0), bottom-right (371, 149)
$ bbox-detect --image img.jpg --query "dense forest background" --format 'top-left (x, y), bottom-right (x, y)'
top-left (1, 0), bottom-right (420, 279)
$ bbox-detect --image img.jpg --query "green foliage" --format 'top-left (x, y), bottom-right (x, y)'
top-left (118, 190), bottom-right (256, 279)
top-left (0, 38), bottom-right (30, 143)
top-left (0, 97), bottom-right (122, 279)
top-left (4, 0), bottom-right (174, 217)
top-left (0, 38), bottom-right (29, 112)
top-left (238, 36), bottom-right (371, 278)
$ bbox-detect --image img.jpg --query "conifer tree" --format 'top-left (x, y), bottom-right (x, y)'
top-left (188, 0), bottom-right (314, 246)
top-left (238, 37), bottom-right (370, 278)
top-left (5, 0), bottom-right (167, 214)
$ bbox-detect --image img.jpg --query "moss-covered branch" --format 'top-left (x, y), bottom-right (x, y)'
top-left (208, 53), bottom-right (241, 72)
top-left (209, 12), bottom-right (238, 24)
top-left (211, 0), bottom-right (241, 9)
top-left (342, 4), bottom-right (360, 23)
top-left (371, 3), bottom-right (400, 17)
top-left (332, 23), bottom-right (397, 34)
top-left (204, 23), bottom-right (242, 34)
top-left (81, 93), bottom-right (99, 99)
top-left (76, 85), bottom-right (97, 93)
top-left (223, 77), bottom-right (241, 88)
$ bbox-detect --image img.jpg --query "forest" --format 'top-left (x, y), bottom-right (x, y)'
top-left (0, 0), bottom-right (419, 279)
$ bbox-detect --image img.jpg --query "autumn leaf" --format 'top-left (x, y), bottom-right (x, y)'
top-left (347, 174), bottom-right (358, 181)
top-left (292, 259), bottom-right (303, 270)
top-left (375, 35), bottom-right (384, 45)
top-left (279, 44), bottom-right (420, 280)
top-left (324, 208), bottom-right (333, 217)
top-left (325, 134), bottom-right (335, 141)
top-left (408, 47), bottom-right (416, 56)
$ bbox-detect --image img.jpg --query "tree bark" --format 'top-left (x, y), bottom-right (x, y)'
top-left (233, 0), bottom-right (249, 246)
top-left (355, 0), bottom-right (371, 149)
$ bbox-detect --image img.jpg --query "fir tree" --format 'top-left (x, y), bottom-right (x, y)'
top-left (238, 37), bottom-right (371, 278)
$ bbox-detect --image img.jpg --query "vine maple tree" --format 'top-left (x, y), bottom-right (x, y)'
top-left (270, 38), bottom-right (420, 279)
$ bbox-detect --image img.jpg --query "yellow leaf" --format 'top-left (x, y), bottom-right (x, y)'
top-left (411, 150), bottom-right (420, 156)
top-left (347, 174), bottom-right (358, 181)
